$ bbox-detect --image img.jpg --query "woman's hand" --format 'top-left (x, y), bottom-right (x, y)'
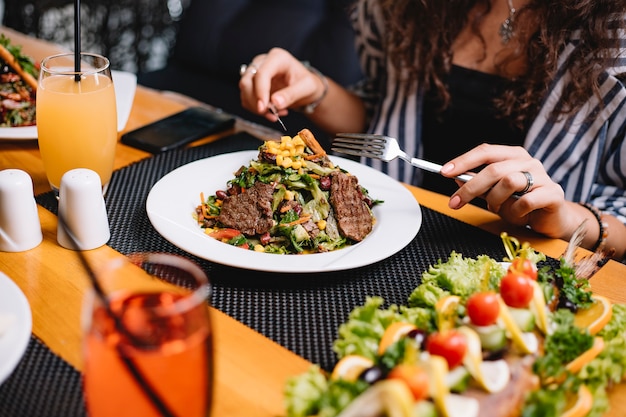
top-left (238, 47), bottom-right (326, 123)
top-left (440, 143), bottom-right (584, 240)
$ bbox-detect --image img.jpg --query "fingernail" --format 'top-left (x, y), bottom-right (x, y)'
top-left (257, 99), bottom-right (266, 113)
top-left (449, 194), bottom-right (463, 209)
top-left (441, 163), bottom-right (454, 174)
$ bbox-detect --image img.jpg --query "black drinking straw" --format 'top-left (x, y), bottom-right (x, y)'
top-left (74, 0), bottom-right (81, 82)
top-left (59, 214), bottom-right (177, 417)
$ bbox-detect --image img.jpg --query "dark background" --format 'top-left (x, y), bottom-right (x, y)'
top-left (1, 0), bottom-right (184, 73)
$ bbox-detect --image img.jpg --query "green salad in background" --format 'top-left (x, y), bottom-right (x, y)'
top-left (284, 238), bottom-right (626, 417)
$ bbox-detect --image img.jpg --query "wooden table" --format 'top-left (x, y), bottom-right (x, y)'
top-left (1, 27), bottom-right (625, 417)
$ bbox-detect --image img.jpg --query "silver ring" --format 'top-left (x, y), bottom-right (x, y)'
top-left (239, 63), bottom-right (258, 77)
top-left (515, 171), bottom-right (534, 196)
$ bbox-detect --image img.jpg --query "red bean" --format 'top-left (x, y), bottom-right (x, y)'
top-left (319, 176), bottom-right (331, 190)
top-left (260, 232), bottom-right (271, 245)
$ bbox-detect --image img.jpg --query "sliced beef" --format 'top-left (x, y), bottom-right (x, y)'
top-left (217, 181), bottom-right (275, 236)
top-left (329, 171), bottom-right (373, 242)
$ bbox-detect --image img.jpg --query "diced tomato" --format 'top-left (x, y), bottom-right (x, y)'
top-left (208, 228), bottom-right (243, 240)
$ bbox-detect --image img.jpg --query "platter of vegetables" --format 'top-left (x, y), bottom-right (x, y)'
top-left (284, 234), bottom-right (626, 417)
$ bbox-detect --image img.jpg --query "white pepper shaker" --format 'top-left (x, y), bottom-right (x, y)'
top-left (57, 168), bottom-right (110, 250)
top-left (0, 169), bottom-right (43, 252)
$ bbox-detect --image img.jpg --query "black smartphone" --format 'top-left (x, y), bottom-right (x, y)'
top-left (121, 106), bottom-right (235, 153)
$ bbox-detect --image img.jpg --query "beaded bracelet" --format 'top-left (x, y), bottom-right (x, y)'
top-left (299, 61), bottom-right (329, 114)
top-left (579, 202), bottom-right (609, 251)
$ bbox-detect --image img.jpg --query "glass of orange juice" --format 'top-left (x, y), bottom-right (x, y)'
top-left (36, 52), bottom-right (117, 196)
top-left (82, 253), bottom-right (213, 417)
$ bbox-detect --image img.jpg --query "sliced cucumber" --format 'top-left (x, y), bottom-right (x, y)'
top-left (469, 323), bottom-right (507, 351)
top-left (508, 307), bottom-right (535, 332)
top-left (446, 366), bottom-right (471, 393)
top-left (414, 400), bottom-right (438, 417)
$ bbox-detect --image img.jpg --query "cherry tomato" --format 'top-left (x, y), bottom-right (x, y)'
top-left (387, 364), bottom-right (430, 401)
top-left (509, 258), bottom-right (538, 281)
top-left (500, 271), bottom-right (534, 308)
top-left (426, 330), bottom-right (467, 369)
top-left (466, 291), bottom-right (500, 326)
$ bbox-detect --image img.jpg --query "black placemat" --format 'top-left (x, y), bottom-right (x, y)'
top-left (35, 131), bottom-right (509, 371)
top-left (2, 131), bottom-right (514, 416)
top-left (0, 338), bottom-right (85, 417)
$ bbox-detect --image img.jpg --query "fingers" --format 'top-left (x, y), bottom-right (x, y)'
top-left (239, 53), bottom-right (270, 115)
top-left (238, 48), bottom-right (323, 119)
top-left (442, 143), bottom-right (530, 176)
top-left (445, 144), bottom-right (549, 211)
top-left (443, 145), bottom-right (573, 237)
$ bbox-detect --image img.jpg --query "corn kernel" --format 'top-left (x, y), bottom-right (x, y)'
top-left (317, 220), bottom-right (327, 230)
top-left (283, 157), bottom-right (293, 168)
top-left (254, 244), bottom-right (265, 252)
top-left (292, 135), bottom-right (305, 146)
top-left (276, 154), bottom-right (284, 165)
top-left (292, 160), bottom-right (302, 170)
top-left (284, 190), bottom-right (295, 200)
top-left (281, 136), bottom-right (290, 143)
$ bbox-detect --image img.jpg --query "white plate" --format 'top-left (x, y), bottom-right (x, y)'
top-left (146, 150), bottom-right (422, 273)
top-left (0, 271), bottom-right (32, 385)
top-left (0, 70), bottom-right (137, 140)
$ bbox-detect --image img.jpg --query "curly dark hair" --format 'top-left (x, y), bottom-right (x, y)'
top-left (377, 0), bottom-right (625, 128)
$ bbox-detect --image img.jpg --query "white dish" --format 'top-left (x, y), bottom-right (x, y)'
top-left (146, 150), bottom-right (422, 273)
top-left (0, 271), bottom-right (32, 385)
top-left (0, 70), bottom-right (137, 140)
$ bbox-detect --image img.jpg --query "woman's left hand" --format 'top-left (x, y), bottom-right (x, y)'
top-left (441, 143), bottom-right (581, 239)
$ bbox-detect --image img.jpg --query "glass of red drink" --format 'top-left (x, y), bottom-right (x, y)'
top-left (82, 252), bottom-right (213, 417)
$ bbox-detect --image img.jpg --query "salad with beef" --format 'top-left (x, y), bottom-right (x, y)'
top-left (195, 129), bottom-right (381, 254)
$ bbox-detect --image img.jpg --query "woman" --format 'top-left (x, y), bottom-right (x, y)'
top-left (239, 0), bottom-right (626, 260)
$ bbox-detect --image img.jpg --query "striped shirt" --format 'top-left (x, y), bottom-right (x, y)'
top-left (350, 0), bottom-right (626, 225)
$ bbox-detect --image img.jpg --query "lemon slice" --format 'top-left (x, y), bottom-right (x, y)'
top-left (378, 322), bottom-right (417, 355)
top-left (422, 353), bottom-right (450, 406)
top-left (420, 354), bottom-right (479, 417)
top-left (574, 295), bottom-right (613, 335)
top-left (561, 384), bottom-right (593, 417)
top-left (336, 379), bottom-right (414, 417)
top-left (529, 280), bottom-right (549, 334)
top-left (436, 295), bottom-right (461, 332)
top-left (331, 354), bottom-right (374, 381)
top-left (456, 326), bottom-right (510, 393)
top-left (497, 296), bottom-right (538, 354)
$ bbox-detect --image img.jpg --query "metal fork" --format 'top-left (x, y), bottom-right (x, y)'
top-left (332, 133), bottom-right (474, 182)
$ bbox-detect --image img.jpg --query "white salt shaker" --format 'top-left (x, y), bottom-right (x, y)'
top-left (0, 169), bottom-right (43, 252)
top-left (57, 168), bottom-right (110, 250)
